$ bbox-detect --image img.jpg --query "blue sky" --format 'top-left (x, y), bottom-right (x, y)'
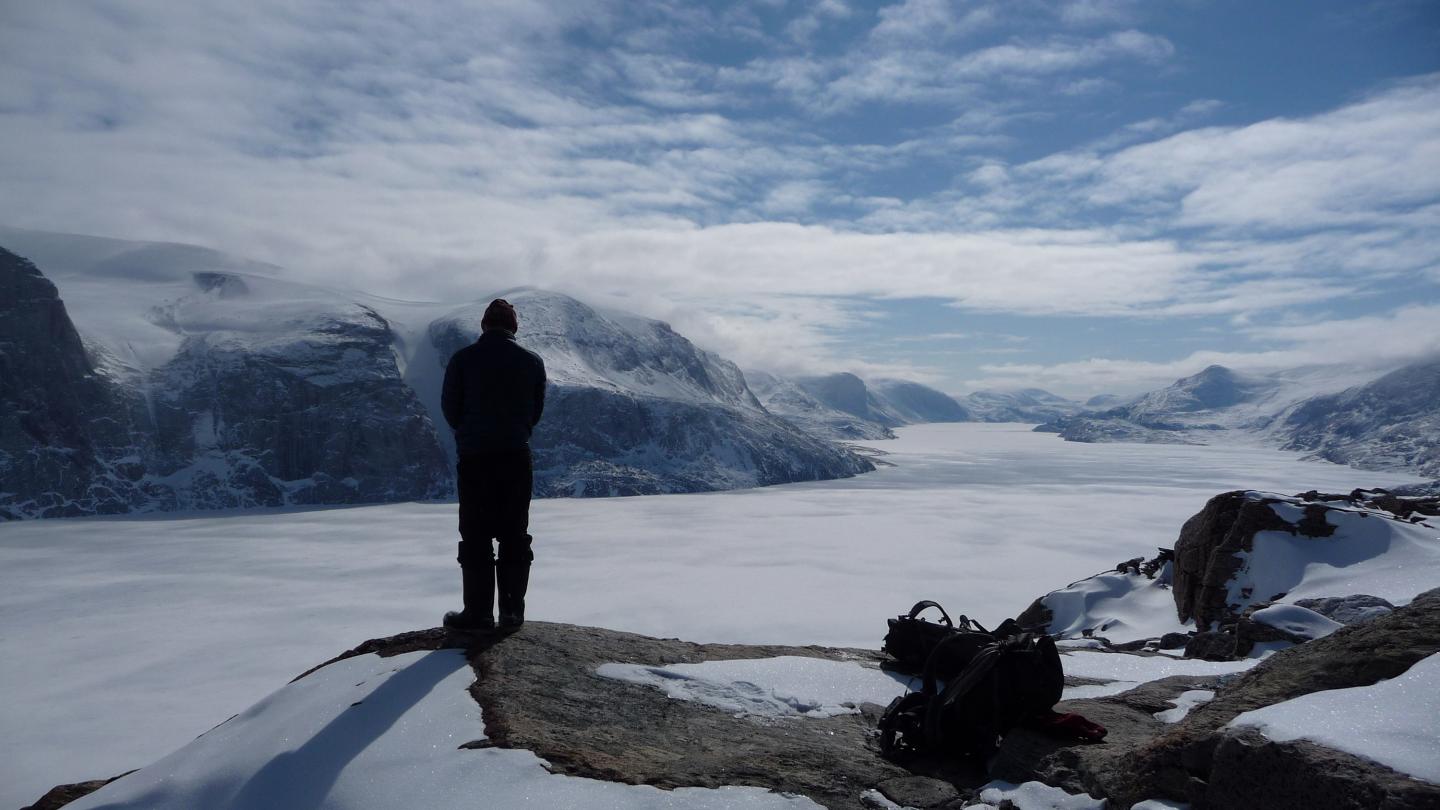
top-left (1, 0), bottom-right (1438, 396)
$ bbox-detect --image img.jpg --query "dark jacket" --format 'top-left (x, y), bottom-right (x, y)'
top-left (442, 330), bottom-right (547, 453)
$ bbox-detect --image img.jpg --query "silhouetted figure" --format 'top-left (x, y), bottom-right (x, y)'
top-left (440, 299), bottom-right (546, 632)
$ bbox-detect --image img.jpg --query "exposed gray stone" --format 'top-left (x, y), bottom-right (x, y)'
top-left (877, 775), bottom-right (961, 808)
top-left (1294, 595), bottom-right (1396, 626)
top-left (1202, 727), bottom-right (1440, 810)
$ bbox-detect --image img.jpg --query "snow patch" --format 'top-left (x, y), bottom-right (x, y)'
top-left (1060, 651), bottom-right (1257, 682)
top-left (597, 657), bottom-right (918, 718)
top-left (1226, 496), bottom-right (1440, 614)
top-left (1154, 690), bottom-right (1215, 723)
top-left (1041, 562), bottom-right (1190, 645)
top-left (966, 780), bottom-right (1106, 809)
top-left (1250, 604), bottom-right (1342, 640)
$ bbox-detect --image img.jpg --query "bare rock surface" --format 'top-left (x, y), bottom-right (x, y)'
top-left (989, 674), bottom-right (1226, 800)
top-left (1110, 586), bottom-right (1440, 809)
top-left (313, 622), bottom-right (926, 810)
top-left (466, 622), bottom-right (913, 810)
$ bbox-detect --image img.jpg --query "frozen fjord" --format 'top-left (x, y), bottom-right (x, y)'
top-left (0, 423), bottom-right (1426, 808)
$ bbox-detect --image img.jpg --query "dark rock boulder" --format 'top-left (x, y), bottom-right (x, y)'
top-left (1171, 491), bottom-right (1352, 629)
top-left (19, 773), bottom-right (134, 810)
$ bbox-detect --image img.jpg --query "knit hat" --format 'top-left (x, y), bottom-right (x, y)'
top-left (481, 298), bottom-right (519, 333)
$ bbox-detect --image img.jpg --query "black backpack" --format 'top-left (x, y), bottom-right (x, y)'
top-left (879, 602), bottom-right (1064, 760)
top-left (882, 600), bottom-right (993, 674)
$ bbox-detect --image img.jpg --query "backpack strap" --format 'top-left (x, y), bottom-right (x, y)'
top-left (957, 615), bottom-right (990, 634)
top-left (905, 600), bottom-right (954, 627)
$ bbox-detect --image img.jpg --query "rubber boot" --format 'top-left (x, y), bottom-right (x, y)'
top-left (443, 564), bottom-right (495, 633)
top-left (496, 562), bottom-right (530, 629)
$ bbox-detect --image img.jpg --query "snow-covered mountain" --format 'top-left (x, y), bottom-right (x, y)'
top-left (869, 379), bottom-right (972, 423)
top-left (430, 290), bottom-right (872, 496)
top-left (1035, 361), bottom-right (1439, 479)
top-left (1276, 359), bottom-right (1440, 478)
top-left (962, 388), bottom-right (1084, 423)
top-left (747, 371), bottom-right (971, 441)
top-left (0, 227), bottom-right (871, 518)
top-left (745, 371), bottom-right (896, 441)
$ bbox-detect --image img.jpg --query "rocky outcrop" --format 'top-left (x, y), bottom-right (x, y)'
top-left (1171, 491), bottom-right (1299, 628)
top-left (1173, 489), bottom-right (1438, 632)
top-left (20, 774), bottom-right (134, 810)
top-left (1107, 588), bottom-right (1440, 809)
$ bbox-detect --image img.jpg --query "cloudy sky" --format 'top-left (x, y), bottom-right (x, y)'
top-left (2, 0), bottom-right (1438, 396)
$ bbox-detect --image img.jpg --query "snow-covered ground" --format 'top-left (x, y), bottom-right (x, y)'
top-left (1229, 652), bottom-right (1440, 783)
top-left (0, 424), bottom-right (1424, 807)
top-left (597, 657), bottom-right (919, 719)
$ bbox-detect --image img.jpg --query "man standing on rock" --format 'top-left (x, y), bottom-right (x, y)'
top-left (441, 298), bottom-right (547, 633)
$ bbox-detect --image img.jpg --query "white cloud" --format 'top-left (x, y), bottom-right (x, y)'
top-left (0, 1), bottom-right (1434, 390)
top-left (966, 304), bottom-right (1440, 395)
top-left (1038, 77), bottom-right (1440, 232)
top-left (869, 0), bottom-right (999, 44)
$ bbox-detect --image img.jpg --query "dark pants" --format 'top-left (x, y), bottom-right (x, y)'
top-left (456, 448), bottom-right (534, 569)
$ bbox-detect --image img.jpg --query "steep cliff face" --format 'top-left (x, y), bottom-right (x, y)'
top-left (429, 290), bottom-right (874, 497)
top-left (0, 242), bottom-right (451, 517)
top-left (145, 287), bottom-right (450, 509)
top-left (0, 248), bottom-right (157, 519)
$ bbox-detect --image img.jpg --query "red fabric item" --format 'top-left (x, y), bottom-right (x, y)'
top-left (1022, 709), bottom-right (1108, 742)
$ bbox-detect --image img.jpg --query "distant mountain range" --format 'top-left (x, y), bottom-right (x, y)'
top-left (5, 226), bottom-right (1433, 518)
top-left (1037, 363), bottom-right (1440, 479)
